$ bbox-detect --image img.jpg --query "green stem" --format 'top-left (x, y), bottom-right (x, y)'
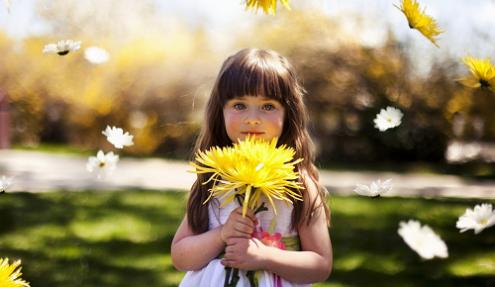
top-left (254, 201), bottom-right (268, 215)
top-left (246, 270), bottom-right (257, 287)
top-left (230, 268), bottom-right (240, 286)
top-left (224, 267), bottom-right (232, 287)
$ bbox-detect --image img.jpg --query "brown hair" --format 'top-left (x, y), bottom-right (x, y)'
top-left (187, 48), bottom-right (329, 234)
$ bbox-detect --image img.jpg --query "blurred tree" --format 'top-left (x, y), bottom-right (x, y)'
top-left (2, 9), bottom-right (495, 164)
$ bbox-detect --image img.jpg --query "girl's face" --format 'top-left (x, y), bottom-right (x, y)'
top-left (223, 95), bottom-right (285, 142)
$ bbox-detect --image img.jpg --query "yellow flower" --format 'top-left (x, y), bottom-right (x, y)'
top-left (245, 0), bottom-right (291, 15)
top-left (395, 0), bottom-right (443, 47)
top-left (458, 56), bottom-right (495, 93)
top-left (191, 136), bottom-right (303, 217)
top-left (0, 258), bottom-right (30, 287)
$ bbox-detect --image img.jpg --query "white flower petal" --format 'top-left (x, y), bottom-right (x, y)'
top-left (84, 46), bottom-right (110, 64)
top-left (43, 40), bottom-right (81, 55)
top-left (86, 150), bottom-right (119, 179)
top-left (353, 184), bottom-right (371, 196)
top-left (353, 179), bottom-right (392, 197)
top-left (42, 44), bottom-right (58, 54)
top-left (374, 106), bottom-right (403, 132)
top-left (102, 125), bottom-right (134, 149)
top-left (398, 220), bottom-right (448, 260)
top-left (456, 203), bottom-right (495, 234)
top-left (0, 175), bottom-right (13, 192)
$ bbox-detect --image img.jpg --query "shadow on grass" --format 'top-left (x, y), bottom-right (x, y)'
top-left (1, 190), bottom-right (494, 287)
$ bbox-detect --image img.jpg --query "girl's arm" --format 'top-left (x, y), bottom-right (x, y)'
top-left (267, 175), bottom-right (333, 282)
top-left (171, 215), bottom-right (225, 271)
top-left (223, 176), bottom-right (333, 283)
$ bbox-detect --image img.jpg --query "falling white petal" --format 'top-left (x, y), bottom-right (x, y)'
top-left (102, 125), bottom-right (134, 149)
top-left (374, 106), bottom-right (403, 132)
top-left (398, 220), bottom-right (448, 260)
top-left (84, 46), bottom-right (110, 64)
top-left (0, 175), bottom-right (13, 192)
top-left (86, 150), bottom-right (119, 179)
top-left (456, 203), bottom-right (495, 234)
top-left (43, 40), bottom-right (81, 56)
top-left (353, 179), bottom-right (392, 197)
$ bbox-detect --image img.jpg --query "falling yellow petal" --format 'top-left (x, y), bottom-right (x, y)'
top-left (395, 0), bottom-right (443, 47)
top-left (458, 56), bottom-right (495, 93)
top-left (245, 0), bottom-right (291, 15)
top-left (191, 136), bottom-right (303, 217)
top-left (0, 258), bottom-right (30, 287)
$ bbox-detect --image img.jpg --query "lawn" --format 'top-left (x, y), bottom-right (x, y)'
top-left (0, 190), bottom-right (494, 287)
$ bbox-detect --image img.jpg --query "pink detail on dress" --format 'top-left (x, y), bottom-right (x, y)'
top-left (252, 226), bottom-right (286, 287)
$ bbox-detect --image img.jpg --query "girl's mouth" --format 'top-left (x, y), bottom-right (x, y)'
top-left (241, 131), bottom-right (265, 135)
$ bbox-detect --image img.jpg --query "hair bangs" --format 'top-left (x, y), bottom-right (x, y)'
top-left (217, 53), bottom-right (291, 104)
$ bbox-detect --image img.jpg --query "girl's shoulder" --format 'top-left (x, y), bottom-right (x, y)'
top-left (300, 169), bottom-right (323, 202)
top-left (299, 168), bottom-right (330, 225)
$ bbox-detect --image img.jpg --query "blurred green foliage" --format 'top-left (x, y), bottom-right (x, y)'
top-left (0, 190), bottom-right (494, 287)
top-left (1, 11), bottom-right (495, 163)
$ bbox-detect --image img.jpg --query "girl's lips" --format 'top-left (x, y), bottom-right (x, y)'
top-left (241, 132), bottom-right (264, 135)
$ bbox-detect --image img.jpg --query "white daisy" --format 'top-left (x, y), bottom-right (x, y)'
top-left (84, 46), bottom-right (110, 64)
top-left (398, 220), bottom-right (448, 260)
top-left (456, 203), bottom-right (495, 234)
top-left (0, 175), bottom-right (13, 193)
top-left (102, 126), bottom-right (134, 149)
top-left (374, 106), bottom-right (403, 132)
top-left (353, 179), bottom-right (392, 197)
top-left (43, 40), bottom-right (81, 56)
top-left (86, 150), bottom-right (119, 179)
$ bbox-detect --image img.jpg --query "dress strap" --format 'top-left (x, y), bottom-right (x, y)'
top-left (281, 235), bottom-right (301, 251)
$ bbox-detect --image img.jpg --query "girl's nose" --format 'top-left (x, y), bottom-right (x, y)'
top-left (244, 111), bottom-right (261, 125)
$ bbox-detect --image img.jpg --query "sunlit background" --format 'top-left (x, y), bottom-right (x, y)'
top-left (0, 0), bottom-right (494, 165)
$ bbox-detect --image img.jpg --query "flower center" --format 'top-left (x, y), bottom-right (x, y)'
top-left (57, 50), bottom-right (70, 56)
top-left (99, 162), bottom-right (106, 168)
top-left (479, 218), bottom-right (488, 225)
top-left (479, 79), bottom-right (490, 88)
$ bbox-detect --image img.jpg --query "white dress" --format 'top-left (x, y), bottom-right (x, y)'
top-left (179, 196), bottom-right (311, 287)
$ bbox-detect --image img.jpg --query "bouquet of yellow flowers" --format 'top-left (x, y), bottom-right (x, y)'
top-left (191, 136), bottom-right (304, 217)
top-left (191, 136), bottom-right (304, 287)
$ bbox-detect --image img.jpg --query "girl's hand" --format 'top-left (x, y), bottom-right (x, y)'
top-left (222, 237), bottom-right (269, 270)
top-left (221, 207), bottom-right (257, 242)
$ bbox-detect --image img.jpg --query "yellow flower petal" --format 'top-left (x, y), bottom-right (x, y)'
top-left (0, 258), bottom-right (30, 287)
top-left (457, 75), bottom-right (482, 88)
top-left (459, 56), bottom-right (495, 92)
top-left (245, 0), bottom-right (291, 15)
top-left (191, 136), bottom-right (303, 217)
top-left (395, 0), bottom-right (443, 47)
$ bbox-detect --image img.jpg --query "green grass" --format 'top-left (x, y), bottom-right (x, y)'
top-left (1, 190), bottom-right (494, 287)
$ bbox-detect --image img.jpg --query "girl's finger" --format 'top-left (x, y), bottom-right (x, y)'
top-left (244, 209), bottom-right (256, 221)
top-left (225, 245), bottom-right (235, 253)
top-left (235, 224), bottom-right (253, 234)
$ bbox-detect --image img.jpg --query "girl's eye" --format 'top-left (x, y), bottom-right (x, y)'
top-left (262, 104), bottom-right (276, 111)
top-left (233, 103), bottom-right (246, 110)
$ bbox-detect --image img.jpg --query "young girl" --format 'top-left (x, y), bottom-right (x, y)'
top-left (172, 48), bottom-right (332, 286)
